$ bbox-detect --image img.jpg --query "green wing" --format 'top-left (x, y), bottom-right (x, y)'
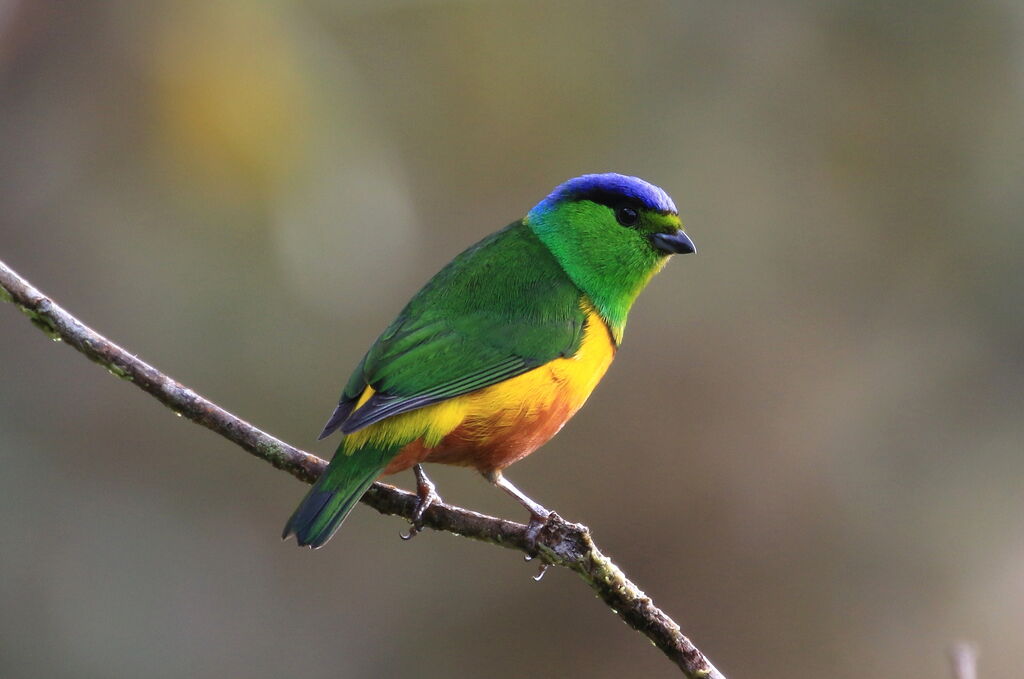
top-left (318, 220), bottom-right (586, 438)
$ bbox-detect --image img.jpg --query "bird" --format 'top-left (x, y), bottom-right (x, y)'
top-left (282, 173), bottom-right (695, 549)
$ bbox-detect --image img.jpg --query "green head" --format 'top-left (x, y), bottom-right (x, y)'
top-left (526, 173), bottom-right (694, 342)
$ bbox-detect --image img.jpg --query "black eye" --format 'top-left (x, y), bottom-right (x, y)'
top-left (615, 206), bottom-right (639, 227)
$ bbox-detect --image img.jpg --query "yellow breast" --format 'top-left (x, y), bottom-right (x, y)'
top-left (457, 305), bottom-right (616, 433)
top-left (342, 304), bottom-right (616, 455)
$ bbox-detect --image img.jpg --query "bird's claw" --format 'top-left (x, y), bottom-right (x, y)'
top-left (400, 491), bottom-right (440, 540)
top-left (400, 465), bottom-right (441, 542)
top-left (522, 510), bottom-right (557, 558)
top-left (411, 484), bottom-right (441, 525)
top-left (533, 562), bottom-right (550, 581)
top-left (523, 512), bottom-right (558, 580)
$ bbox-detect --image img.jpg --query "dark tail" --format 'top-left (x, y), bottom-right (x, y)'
top-left (282, 442), bottom-right (396, 548)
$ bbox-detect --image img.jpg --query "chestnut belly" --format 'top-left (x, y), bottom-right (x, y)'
top-left (382, 397), bottom-right (575, 475)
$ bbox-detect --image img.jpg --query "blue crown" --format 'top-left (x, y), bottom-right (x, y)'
top-left (531, 173), bottom-right (677, 216)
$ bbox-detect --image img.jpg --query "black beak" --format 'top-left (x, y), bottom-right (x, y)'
top-left (649, 230), bottom-right (696, 255)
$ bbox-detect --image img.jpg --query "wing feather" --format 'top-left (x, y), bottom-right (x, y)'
top-left (317, 221), bottom-right (585, 439)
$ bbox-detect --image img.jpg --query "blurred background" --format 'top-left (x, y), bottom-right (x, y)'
top-left (1, 1), bottom-right (1022, 677)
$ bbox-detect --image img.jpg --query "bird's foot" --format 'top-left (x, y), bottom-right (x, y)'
top-left (482, 469), bottom-right (558, 571)
top-left (522, 510), bottom-right (558, 558)
top-left (400, 464), bottom-right (441, 541)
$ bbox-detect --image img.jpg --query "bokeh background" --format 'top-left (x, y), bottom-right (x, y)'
top-left (2, 1), bottom-right (1022, 677)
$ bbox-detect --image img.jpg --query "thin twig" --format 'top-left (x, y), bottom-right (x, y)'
top-left (949, 642), bottom-right (978, 679)
top-left (0, 258), bottom-right (726, 679)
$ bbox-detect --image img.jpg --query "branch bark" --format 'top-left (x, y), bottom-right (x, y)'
top-left (0, 258), bottom-right (726, 679)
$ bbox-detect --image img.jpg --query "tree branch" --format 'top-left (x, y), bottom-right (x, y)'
top-left (0, 258), bottom-right (726, 679)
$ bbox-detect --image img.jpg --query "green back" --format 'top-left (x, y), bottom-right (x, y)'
top-left (325, 220), bottom-right (587, 434)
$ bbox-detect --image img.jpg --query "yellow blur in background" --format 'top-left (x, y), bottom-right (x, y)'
top-left (150, 1), bottom-right (312, 203)
top-left (1, 1), bottom-right (1022, 677)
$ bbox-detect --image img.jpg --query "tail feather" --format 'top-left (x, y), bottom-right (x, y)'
top-left (282, 473), bottom-right (379, 548)
top-left (282, 443), bottom-right (396, 548)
